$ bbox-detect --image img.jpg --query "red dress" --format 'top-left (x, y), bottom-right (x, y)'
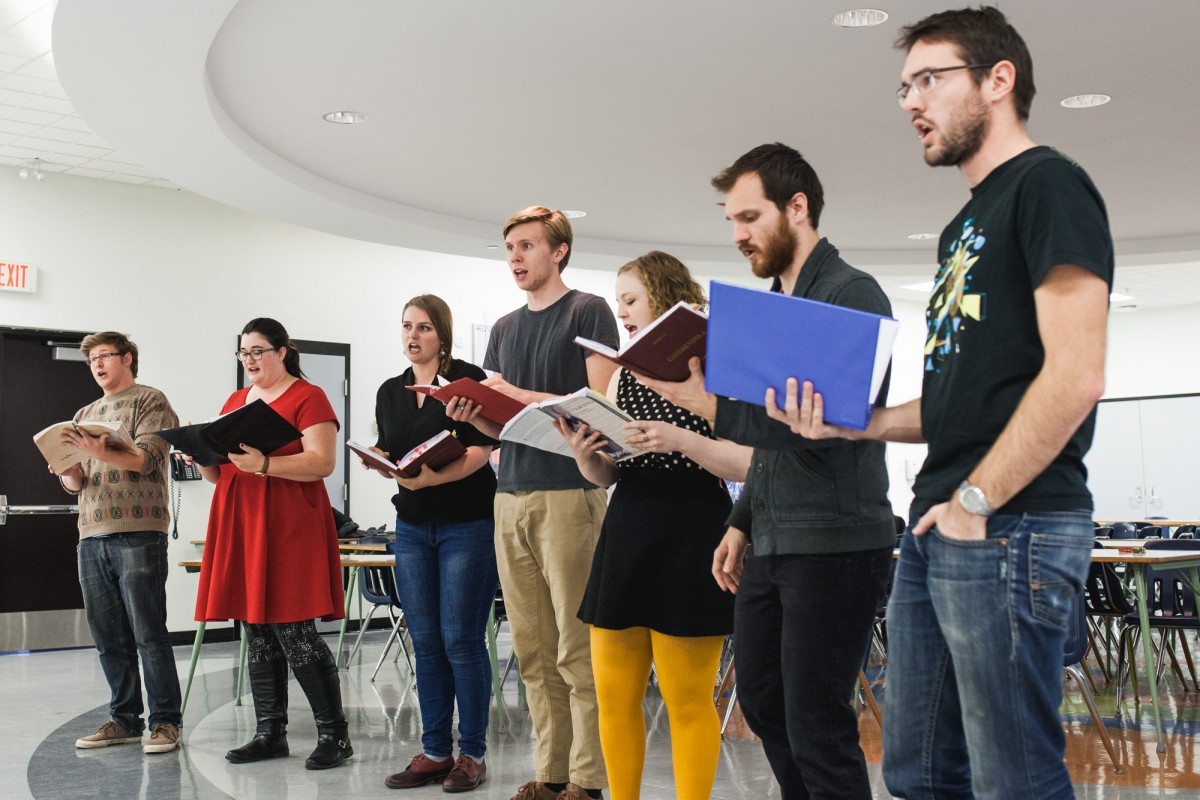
top-left (195, 380), bottom-right (345, 624)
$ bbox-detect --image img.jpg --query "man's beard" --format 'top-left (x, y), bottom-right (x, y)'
top-left (750, 214), bottom-right (797, 280)
top-left (926, 92), bottom-right (990, 168)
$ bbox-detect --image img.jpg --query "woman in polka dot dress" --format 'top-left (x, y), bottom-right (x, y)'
top-left (559, 251), bottom-right (752, 800)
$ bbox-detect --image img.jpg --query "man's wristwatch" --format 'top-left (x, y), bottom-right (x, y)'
top-left (957, 480), bottom-right (995, 517)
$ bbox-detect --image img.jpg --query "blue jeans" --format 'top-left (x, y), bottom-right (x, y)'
top-left (78, 532), bottom-right (182, 733)
top-left (392, 517), bottom-right (498, 760)
top-left (882, 511), bottom-right (1093, 800)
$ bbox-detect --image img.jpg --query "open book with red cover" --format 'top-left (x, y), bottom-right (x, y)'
top-left (574, 300), bottom-right (707, 382)
top-left (407, 378), bottom-right (527, 426)
top-left (348, 430), bottom-right (466, 479)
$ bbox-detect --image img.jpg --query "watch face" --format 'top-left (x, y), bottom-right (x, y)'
top-left (960, 485), bottom-right (990, 515)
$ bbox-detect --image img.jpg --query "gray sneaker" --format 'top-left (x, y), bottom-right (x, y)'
top-left (143, 723), bottom-right (180, 754)
top-left (75, 720), bottom-right (142, 749)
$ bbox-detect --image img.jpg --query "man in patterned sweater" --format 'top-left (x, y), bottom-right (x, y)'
top-left (53, 331), bottom-right (183, 754)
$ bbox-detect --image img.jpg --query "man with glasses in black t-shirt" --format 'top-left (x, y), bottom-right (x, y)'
top-left (769, 7), bottom-right (1114, 799)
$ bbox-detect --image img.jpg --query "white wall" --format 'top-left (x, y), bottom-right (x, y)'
top-left (3, 172), bottom-right (1187, 630)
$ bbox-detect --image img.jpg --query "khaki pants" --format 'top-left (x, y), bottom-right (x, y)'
top-left (495, 488), bottom-right (607, 788)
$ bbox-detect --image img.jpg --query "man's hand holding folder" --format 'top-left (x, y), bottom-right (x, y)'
top-left (764, 378), bottom-right (860, 441)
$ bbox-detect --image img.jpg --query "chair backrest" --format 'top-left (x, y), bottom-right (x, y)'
top-left (1142, 540), bottom-right (1200, 619)
top-left (1064, 591), bottom-right (1089, 667)
top-left (360, 565), bottom-right (397, 606)
top-left (1110, 522), bottom-right (1139, 539)
top-left (1083, 541), bottom-right (1134, 616)
top-left (1093, 525), bottom-right (1114, 538)
top-left (1138, 525), bottom-right (1164, 538)
top-left (1172, 525), bottom-right (1197, 539)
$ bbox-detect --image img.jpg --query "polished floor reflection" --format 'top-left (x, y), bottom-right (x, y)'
top-left (2, 629), bottom-right (1199, 799)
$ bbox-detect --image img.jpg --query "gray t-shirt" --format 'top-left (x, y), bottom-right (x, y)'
top-left (484, 289), bottom-right (619, 492)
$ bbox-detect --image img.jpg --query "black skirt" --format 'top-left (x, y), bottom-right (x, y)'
top-left (578, 468), bottom-right (735, 637)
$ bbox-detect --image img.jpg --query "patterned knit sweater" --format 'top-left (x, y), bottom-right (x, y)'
top-left (66, 384), bottom-right (178, 539)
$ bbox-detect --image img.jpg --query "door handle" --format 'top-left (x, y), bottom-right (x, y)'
top-left (0, 494), bottom-right (79, 526)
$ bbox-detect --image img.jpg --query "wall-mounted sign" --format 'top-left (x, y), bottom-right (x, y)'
top-left (0, 261), bottom-right (36, 293)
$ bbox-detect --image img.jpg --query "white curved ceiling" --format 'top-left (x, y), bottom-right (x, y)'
top-left (50, 0), bottom-right (1200, 277)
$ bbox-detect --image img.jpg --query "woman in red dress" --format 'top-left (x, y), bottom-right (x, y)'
top-left (195, 317), bottom-right (351, 770)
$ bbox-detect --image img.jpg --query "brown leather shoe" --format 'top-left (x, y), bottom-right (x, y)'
top-left (509, 781), bottom-right (560, 800)
top-left (384, 753), bottom-right (454, 789)
top-left (556, 785), bottom-right (601, 800)
top-left (442, 755), bottom-right (486, 793)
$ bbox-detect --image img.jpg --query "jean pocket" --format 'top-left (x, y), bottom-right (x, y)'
top-left (1028, 532), bottom-right (1089, 628)
top-left (926, 515), bottom-right (1012, 546)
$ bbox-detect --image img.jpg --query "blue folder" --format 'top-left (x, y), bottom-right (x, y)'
top-left (705, 281), bottom-right (899, 430)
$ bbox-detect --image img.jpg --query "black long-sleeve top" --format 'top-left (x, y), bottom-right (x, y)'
top-left (374, 359), bottom-right (498, 524)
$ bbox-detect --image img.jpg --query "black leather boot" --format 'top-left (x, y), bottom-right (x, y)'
top-left (225, 659), bottom-right (290, 763)
top-left (293, 655), bottom-right (352, 770)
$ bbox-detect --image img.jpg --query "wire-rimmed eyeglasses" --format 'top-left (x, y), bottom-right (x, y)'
top-left (897, 63), bottom-right (996, 106)
top-left (85, 351), bottom-right (123, 366)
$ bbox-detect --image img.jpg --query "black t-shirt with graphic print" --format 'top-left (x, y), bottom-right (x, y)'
top-left (911, 146), bottom-right (1114, 517)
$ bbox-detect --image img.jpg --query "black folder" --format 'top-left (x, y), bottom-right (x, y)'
top-left (156, 399), bottom-right (303, 467)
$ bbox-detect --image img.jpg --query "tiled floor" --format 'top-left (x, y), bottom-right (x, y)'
top-left (3, 630), bottom-right (1199, 799)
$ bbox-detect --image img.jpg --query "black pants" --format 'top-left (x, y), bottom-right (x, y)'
top-left (734, 546), bottom-right (892, 800)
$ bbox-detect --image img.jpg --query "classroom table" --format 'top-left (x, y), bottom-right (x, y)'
top-left (177, 554), bottom-right (396, 715)
top-left (1094, 520), bottom-right (1200, 527)
top-left (1089, 547), bottom-right (1200, 752)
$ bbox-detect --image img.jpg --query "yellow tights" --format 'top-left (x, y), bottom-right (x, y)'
top-left (590, 626), bottom-right (724, 800)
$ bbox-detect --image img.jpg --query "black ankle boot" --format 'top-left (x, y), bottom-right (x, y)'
top-left (293, 655), bottom-right (352, 770)
top-left (226, 660), bottom-right (290, 763)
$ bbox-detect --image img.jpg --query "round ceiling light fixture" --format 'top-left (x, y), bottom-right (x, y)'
top-left (907, 232), bottom-right (938, 240)
top-left (323, 110), bottom-right (368, 124)
top-left (1060, 94), bottom-right (1111, 109)
top-left (562, 210), bottom-right (587, 219)
top-left (832, 9), bottom-right (889, 27)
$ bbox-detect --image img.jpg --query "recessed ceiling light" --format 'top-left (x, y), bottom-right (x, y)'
top-left (901, 281), bottom-right (934, 293)
top-left (485, 245), bottom-right (500, 250)
top-left (832, 9), bottom-right (889, 27)
top-left (1112, 304), bottom-right (1138, 313)
top-left (323, 110), bottom-right (368, 124)
top-left (1060, 94), bottom-right (1110, 109)
top-left (562, 210), bottom-right (587, 219)
top-left (907, 232), bottom-right (938, 241)
top-left (1109, 292), bottom-right (1133, 303)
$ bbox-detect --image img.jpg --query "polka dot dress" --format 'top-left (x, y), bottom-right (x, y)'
top-left (617, 369), bottom-right (710, 473)
top-left (578, 370), bottom-right (735, 637)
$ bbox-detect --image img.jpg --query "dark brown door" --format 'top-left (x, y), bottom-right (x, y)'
top-left (0, 329), bottom-right (97, 613)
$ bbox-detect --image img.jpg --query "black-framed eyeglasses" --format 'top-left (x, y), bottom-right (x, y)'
top-left (235, 348), bottom-right (274, 363)
top-left (85, 351), bottom-right (123, 366)
top-left (897, 63), bottom-right (996, 105)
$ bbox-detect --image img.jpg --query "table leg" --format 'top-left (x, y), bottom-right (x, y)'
top-left (336, 566), bottom-right (361, 669)
top-left (234, 623), bottom-right (248, 705)
top-left (1132, 565), bottom-right (1166, 753)
top-left (487, 601), bottom-right (506, 733)
top-left (180, 622), bottom-right (206, 717)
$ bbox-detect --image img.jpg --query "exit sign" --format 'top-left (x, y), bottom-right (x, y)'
top-left (0, 261), bottom-right (36, 293)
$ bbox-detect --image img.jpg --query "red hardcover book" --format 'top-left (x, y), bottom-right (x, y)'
top-left (348, 431), bottom-right (466, 479)
top-left (395, 430), bottom-right (466, 478)
top-left (574, 301), bottom-right (707, 382)
top-left (407, 378), bottom-right (528, 425)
